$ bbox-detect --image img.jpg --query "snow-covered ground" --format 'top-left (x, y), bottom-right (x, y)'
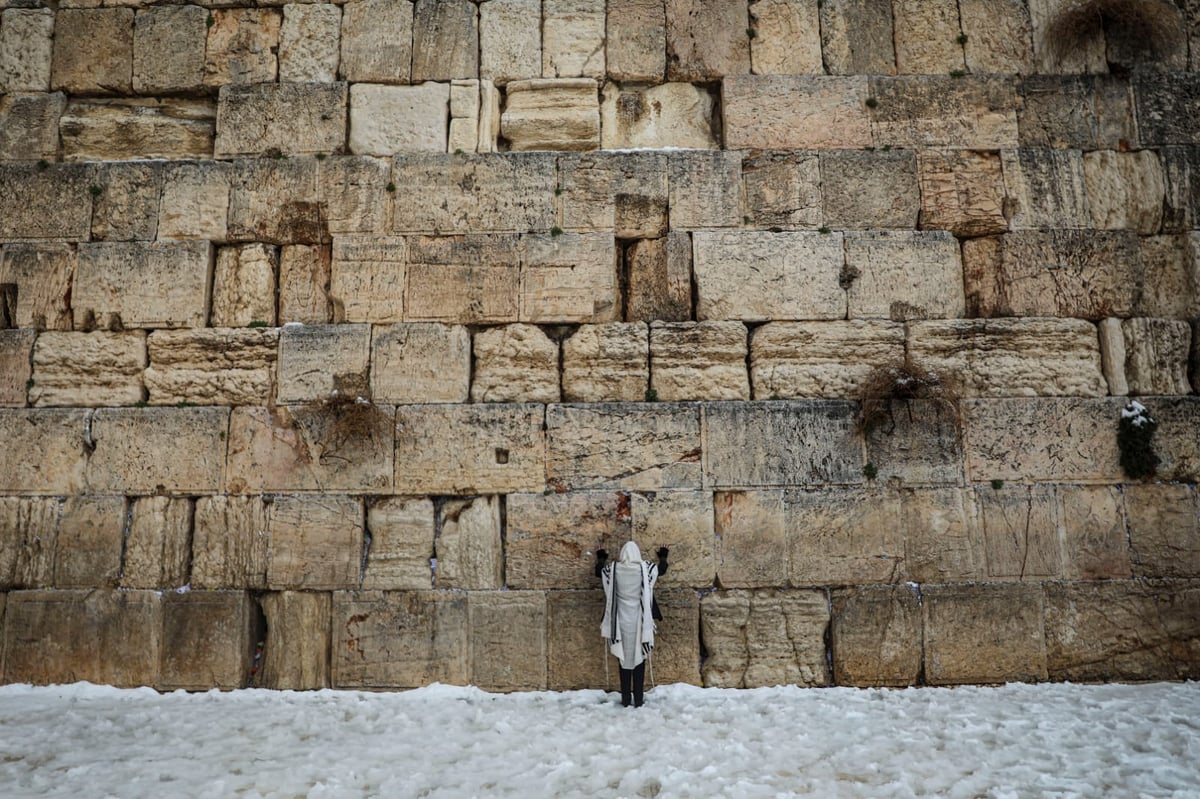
top-left (1, 681), bottom-right (1198, 799)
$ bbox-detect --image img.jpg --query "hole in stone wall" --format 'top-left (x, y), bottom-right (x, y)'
top-left (495, 448), bottom-right (509, 464)
top-left (0, 283), bottom-right (16, 329)
top-left (1045, 0), bottom-right (1187, 71)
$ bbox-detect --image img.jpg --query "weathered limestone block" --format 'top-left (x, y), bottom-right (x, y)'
top-left (599, 82), bottom-right (718, 150)
top-left (215, 82), bottom-right (347, 158)
top-left (893, 0), bottom-right (964, 73)
top-left (1056, 485), bottom-right (1131, 580)
top-left (742, 151), bottom-right (821, 230)
top-left (74, 241), bottom-right (213, 330)
top-left (328, 236), bottom-right (405, 323)
top-left (480, 0), bottom-right (540, 83)
top-left (1100, 318), bottom-right (1193, 396)
top-left (279, 245), bottom-right (333, 324)
top-left (693, 231), bottom-right (846, 322)
top-left (478, 80), bottom-right (503, 152)
top-left (0, 244), bottom-right (74, 330)
top-left (865, 399), bottom-right (964, 486)
top-left (546, 590), bottom-right (608, 689)
top-left (542, 0), bottom-right (605, 78)
top-left (260, 591), bottom-right (330, 690)
top-left (665, 0), bottom-right (750, 80)
top-left (89, 162), bottom-right (163, 242)
top-left (436, 496), bottom-right (503, 590)
top-left (279, 3), bottom-right (341, 83)
top-left (0, 410), bottom-right (87, 494)
top-left (211, 244), bottom-right (277, 327)
top-left (545, 403), bottom-right (702, 491)
top-left (53, 495), bottom-right (125, 589)
top-left (670, 152), bottom-right (739, 230)
top-left (0, 163), bottom-right (93, 242)
top-left (30, 331), bottom-right (147, 407)
top-left (3, 590), bottom-right (162, 687)
top-left (321, 161), bottom-right (402, 238)
top-left (974, 484), bottom-right (1061, 580)
top-left (907, 319), bottom-right (1107, 398)
top-left (394, 403), bottom-right (545, 494)
top-left (361, 497), bottom-right (433, 590)
top-left (371, 323), bottom-right (470, 404)
top-left (963, 231), bottom-right (1142, 319)
top-left (1027, 0), bottom-right (1106, 73)
top-left (121, 497), bottom-right (191, 590)
top-left (959, 0), bottom-right (1034, 74)
top-left (52, 8), bottom-right (133, 94)
top-left (843, 230), bottom-right (965, 321)
top-left (502, 78), bottom-right (599, 151)
top-left (917, 150), bottom-right (1008, 238)
top-left (1083, 150), bottom-right (1164, 233)
top-left (713, 490), bottom-right (786, 587)
top-left (204, 8), bottom-right (281, 86)
top-left (900, 488), bottom-right (982, 583)
top-left (507, 491), bottom-right (631, 589)
top-left (144, 328), bottom-right (277, 406)
top-left (449, 79), bottom-right (480, 153)
top-left (1125, 484), bottom-right (1200, 579)
top-left (192, 496), bottom-right (269, 589)
top-left (332, 590), bottom-right (468, 688)
top-left (0, 91), bottom-right (64, 162)
top-left (1161, 147), bottom-right (1200, 232)
top-left (1044, 580), bottom-right (1200, 681)
top-left (1134, 72), bottom-right (1200, 146)
top-left (0, 498), bottom-right (60, 590)
top-left (870, 76), bottom-right (1020, 150)
top-left (632, 491), bottom-right (715, 587)
top-left (0, 8), bottom-right (52, 91)
top-left (818, 0), bottom-right (895, 75)
top-left (132, 5), bottom-right (207, 93)
top-left (562, 322), bottom-right (648, 402)
top-left (404, 234), bottom-right (521, 323)
top-left (789, 489), bottom-right (904, 586)
top-left (819, 149), bottom-right (918, 230)
top-left (277, 323), bottom-right (369, 402)
top-left (160, 591), bottom-right (255, 690)
top-left (704, 401), bottom-right (861, 488)
top-left (1194, 322), bottom-right (1200, 395)
top-left (411, 0), bottom-right (477, 81)
top-left (158, 162), bottom-right (232, 242)
top-left (607, 0), bottom-right (665, 82)
top-left (471, 324), bottom-right (560, 403)
top-left (391, 153), bottom-right (557, 234)
top-left (650, 321), bottom-right (749, 401)
top-left (1137, 235), bottom-right (1200, 320)
top-left (349, 82), bottom-right (448, 156)
top-left (470, 591), bottom-right (547, 691)
top-left (748, 0), bottom-right (822, 75)
top-left (830, 585), bottom-right (922, 687)
top-left (750, 321), bottom-right (904, 400)
top-left (86, 407), bottom-right (229, 494)
top-left (0, 330), bottom-right (33, 407)
top-left (625, 235), bottom-right (691, 322)
top-left (521, 233), bottom-right (618, 323)
top-left (723, 75), bottom-right (871, 150)
top-left (701, 589), bottom-right (830, 688)
top-left (962, 398), bottom-right (1124, 483)
top-left (653, 588), bottom-right (703, 685)
top-left (924, 584), bottom-right (1047, 685)
top-left (558, 151), bottom-right (669, 238)
top-left (1001, 148), bottom-right (1091, 230)
top-left (339, 0), bottom-right (412, 83)
top-left (267, 495), bottom-right (362, 590)
top-left (1018, 75), bottom-right (1136, 150)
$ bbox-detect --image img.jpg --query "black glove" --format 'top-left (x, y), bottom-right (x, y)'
top-left (656, 547), bottom-right (669, 559)
top-left (596, 549), bottom-right (608, 561)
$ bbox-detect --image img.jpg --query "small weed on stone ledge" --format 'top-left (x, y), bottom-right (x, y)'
top-left (991, 479), bottom-right (1004, 490)
top-left (864, 462), bottom-right (878, 480)
top-left (1117, 400), bottom-right (1159, 480)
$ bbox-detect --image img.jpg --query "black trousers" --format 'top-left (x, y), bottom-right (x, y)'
top-left (619, 663), bottom-right (646, 707)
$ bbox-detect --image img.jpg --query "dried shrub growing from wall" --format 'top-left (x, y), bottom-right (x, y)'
top-left (856, 356), bottom-right (961, 436)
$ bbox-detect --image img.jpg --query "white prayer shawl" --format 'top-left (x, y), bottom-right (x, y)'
top-left (599, 542), bottom-right (658, 669)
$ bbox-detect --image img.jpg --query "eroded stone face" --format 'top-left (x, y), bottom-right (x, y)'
top-left (819, 0), bottom-right (895, 75)
top-left (700, 589), bottom-right (831, 688)
top-left (820, 149), bottom-right (919, 230)
top-left (74, 241), bottom-right (213, 330)
top-left (843, 231), bottom-right (965, 321)
top-left (30, 331), bottom-right (147, 407)
top-left (870, 76), bottom-right (1020, 150)
top-left (502, 79), bottom-right (600, 152)
top-left (0, 410), bottom-right (87, 495)
top-left (277, 323), bottom-right (371, 403)
top-left (279, 3), bottom-right (341, 83)
top-left (362, 497), bottom-right (434, 591)
top-left (267, 495), bottom-right (363, 591)
top-left (831, 585), bottom-right (922, 687)
top-left (1056, 485), bottom-right (1131, 581)
top-left (204, 8), bottom-right (281, 87)
top-left (160, 591), bottom-right (255, 691)
top-left (723, 75), bottom-right (871, 150)
top-left (599, 82), bottom-right (718, 150)
top-left (436, 496), bottom-right (503, 590)
top-left (53, 495), bottom-right (126, 589)
top-left (121, 497), bottom-right (192, 591)
top-left (52, 9), bottom-right (134, 95)
top-left (631, 491), bottom-right (714, 588)
top-left (133, 6), bottom-right (208, 94)
top-left (192, 496), bottom-right (270, 590)
top-left (900, 487), bottom-right (983, 583)
top-left (469, 591), bottom-right (547, 691)
top-left (788, 488), bottom-right (905, 586)
top-left (748, 0), bottom-right (822, 75)
top-left (411, 0), bottom-right (478, 82)
top-left (562, 323), bottom-right (649, 403)
top-left (917, 150), bottom-right (1008, 238)
top-left (974, 484), bottom-right (1062, 580)
top-left (86, 407), bottom-right (229, 495)
top-left (349, 83), bottom-right (449, 156)
top-left (0, 330), bottom-right (33, 407)
top-left (607, 0), bottom-right (665, 82)
top-left (750, 320), bottom-right (905, 399)
top-left (0, 92), bottom-right (64, 163)
top-left (260, 591), bottom-right (331, 690)
top-left (506, 491), bottom-right (630, 589)
top-left (370, 323), bottom-right (471, 404)
top-left (211, 244), bottom-right (277, 328)
top-left (742, 151), bottom-right (822, 230)
top-left (713, 490), bottom-right (787, 588)
top-left (923, 583), bottom-right (1047, 685)
top-left (1125, 484), bottom-right (1200, 580)
top-left (215, 83), bottom-right (347, 158)
top-left (480, 0), bottom-right (541, 83)
top-left (649, 321), bottom-right (749, 402)
top-left (471, 323), bottom-right (560, 404)
top-left (340, 0), bottom-right (413, 84)
top-left (144, 328), bottom-right (278, 407)
top-left (0, 8), bottom-right (54, 93)
top-left (665, 0), bottom-right (749, 80)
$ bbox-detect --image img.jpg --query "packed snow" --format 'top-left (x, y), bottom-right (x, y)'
top-left (1, 680), bottom-right (1198, 798)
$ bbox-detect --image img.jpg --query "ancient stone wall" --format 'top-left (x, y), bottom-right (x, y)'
top-left (1, 0), bottom-right (1199, 691)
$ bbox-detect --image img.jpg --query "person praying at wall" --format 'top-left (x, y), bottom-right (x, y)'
top-left (594, 542), bottom-right (669, 708)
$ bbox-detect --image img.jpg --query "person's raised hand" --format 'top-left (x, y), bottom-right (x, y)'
top-left (596, 549), bottom-right (609, 561)
top-left (656, 547), bottom-right (669, 559)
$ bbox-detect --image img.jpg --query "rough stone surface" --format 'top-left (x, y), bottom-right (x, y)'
top-left (1134, 72), bottom-right (1200, 146)
top-left (819, 0), bottom-right (895, 75)
top-left (924, 584), bottom-right (1047, 685)
top-left (160, 591), bottom-right (254, 691)
top-left (599, 82), bottom-right (718, 150)
top-left (277, 323), bottom-right (370, 403)
top-left (723, 75), bottom-right (871, 150)
top-left (506, 491), bottom-right (631, 589)
top-left (349, 83), bottom-right (448, 156)
top-left (1126, 484), bottom-right (1200, 580)
top-left (668, 150), bottom-right (743, 230)
top-left (471, 324), bottom-right (560, 404)
top-left (30, 331), bottom-right (146, 407)
top-left (480, 0), bottom-right (541, 83)
top-left (546, 590), bottom-right (609, 690)
top-left (1103, 318), bottom-right (1194, 396)
top-left (74, 241), bottom-right (212, 330)
top-left (279, 245), bottom-right (333, 324)
top-left (831, 585), bottom-right (922, 687)
top-left (1056, 485), bottom-right (1131, 581)
top-left (132, 6), bottom-right (207, 94)
top-left (607, 0), bottom-right (665, 82)
top-left (1018, 75), bottom-right (1136, 150)
top-left (1161, 147), bottom-right (1200, 233)
top-left (713, 490), bottom-right (787, 588)
top-left (192, 496), bottom-right (269, 590)
top-left (402, 234), bottom-right (521, 323)
top-left (145, 328), bottom-right (277, 407)
top-left (701, 589), bottom-right (831, 688)
top-left (558, 152), bottom-right (669, 238)
top-left (650, 321), bottom-right (749, 402)
top-left (411, 0), bottom-right (478, 82)
top-left (665, 0), bottom-right (750, 80)
top-left (917, 150), bottom-right (1008, 238)
top-left (1001, 148), bottom-right (1091, 230)
top-left (562, 322), bottom-right (649, 402)
top-left (0, 410), bottom-right (87, 495)
top-left (52, 8), bottom-right (133, 95)
top-left (470, 591), bottom-right (546, 692)
top-left (1083, 150), bottom-right (1164, 234)
top-left (267, 495), bottom-right (362, 591)
top-left (959, 0), bottom-right (1033, 74)
top-left (789, 489), bottom-right (904, 586)
top-left (542, 0), bottom-right (605, 79)
top-left (892, 0), bottom-right (964, 74)
top-left (329, 236), bottom-right (406, 323)
top-left (0, 497), bottom-right (61, 590)
top-left (1137, 235), bottom-right (1200, 319)
top-left (339, 0), bottom-right (412, 83)
top-left (215, 82), bottom-right (347, 158)
top-left (521, 233), bottom-right (618, 323)
top-left (86, 407), bottom-right (229, 494)
top-left (361, 497), bottom-right (433, 591)
top-left (121, 497), bottom-right (191, 591)
top-left (0, 164), bottom-right (93, 242)
top-left (748, 0), bottom-right (822, 75)
top-left (204, 8), bottom-right (281, 87)
top-left (870, 76), bottom-right (1020, 150)
top-left (502, 79), bottom-right (599, 152)
top-left (89, 162), bottom-right (163, 242)
top-left (900, 488), bottom-right (982, 583)
top-left (371, 323), bottom-right (471, 404)
top-left (820, 149), bottom-right (919, 230)
top-left (742, 151), bottom-right (822, 230)
top-left (0, 330), bottom-right (33, 407)
top-left (631, 491), bottom-right (715, 588)
top-left (751, 321), bottom-right (904, 400)
top-left (974, 484), bottom-right (1061, 580)
top-left (0, 92), bottom-right (64, 163)
top-left (157, 162), bottom-right (232, 242)
top-left (211, 244), bottom-right (277, 328)
top-left (436, 496), bottom-right (503, 590)
top-left (864, 399), bottom-right (964, 486)
top-left (844, 231), bottom-right (965, 321)
top-left (279, 3), bottom-right (341, 83)
top-left (53, 495), bottom-right (125, 589)
top-left (0, 8), bottom-right (53, 92)
top-left (260, 591), bottom-right (330, 690)
top-left (0, 244), bottom-right (74, 331)
top-left (625, 235), bottom-right (691, 322)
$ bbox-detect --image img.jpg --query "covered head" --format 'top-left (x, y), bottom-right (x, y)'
top-left (618, 541), bottom-right (642, 563)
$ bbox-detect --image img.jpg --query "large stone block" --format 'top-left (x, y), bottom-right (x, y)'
top-left (542, 0), bottom-right (604, 78)
top-left (650, 321), bottom-right (749, 402)
top-left (788, 488), bottom-right (904, 586)
top-left (908, 318), bottom-right (1107, 398)
top-left (0, 410), bottom-right (87, 494)
top-left (843, 230), bottom-right (964, 321)
top-left (742, 151), bottom-right (822, 230)
top-left (1100, 318), bottom-right (1193, 397)
top-left (30, 331), bottom-right (147, 407)
top-left (0, 163), bottom-right (93, 242)
top-left (520, 232), bottom-right (618, 323)
top-left (723, 75), bottom-right (871, 150)
top-left (1134, 72), bottom-right (1200, 146)
top-left (1161, 146), bottom-right (1200, 232)
top-left (371, 323), bottom-right (470, 404)
top-left (74, 241), bottom-right (213, 330)
top-left (916, 150), bottom-right (1008, 238)
top-left (279, 2), bottom-right (341, 83)
top-left (144, 328), bottom-right (278, 406)
top-left (215, 82), bottom-right (347, 158)
top-left (819, 0), bottom-right (895, 75)
top-left (545, 403), bottom-right (702, 491)
top-left (632, 491), bottom-right (714, 588)
top-left (471, 323), bottom-right (560, 403)
top-left (974, 484), bottom-right (1061, 580)
top-left (1126, 484), bottom-right (1200, 580)
top-left (923, 583), bottom-right (1047, 685)
top-left (668, 150), bottom-right (743, 231)
top-left (349, 82), bottom-right (448, 156)
top-left (0, 9), bottom-right (52, 92)
top-left (436, 495), bottom-right (503, 590)
top-left (606, 0), bottom-right (665, 82)
top-left (211, 244), bottom-right (277, 327)
top-left (1017, 75), bottom-right (1136, 150)
top-left (820, 149), bottom-right (918, 230)
top-left (158, 162), bottom-right (232, 242)
top-left (277, 323), bottom-right (370, 403)
top-left (713, 490), bottom-right (786, 588)
top-left (332, 590), bottom-right (469, 688)
top-left (267, 495), bottom-right (362, 590)
top-left (558, 151), bottom-right (669, 238)
top-left (0, 244), bottom-right (74, 331)
top-left (329, 235), bottom-right (406, 323)
top-left (279, 245), bottom-right (333, 324)
top-left (403, 234), bottom-right (521, 323)
top-left (562, 323), bottom-right (648, 403)
top-left (52, 8), bottom-right (133, 94)
top-left (160, 591), bottom-right (256, 691)
top-left (1083, 150), bottom-right (1164, 234)
top-left (362, 497), bottom-right (433, 591)
top-left (470, 591), bottom-right (547, 692)
top-left (830, 585), bottom-right (922, 687)
top-left (132, 5), bottom-right (207, 93)
top-left (703, 401), bottom-right (861, 488)
top-left (652, 587), bottom-right (703, 686)
top-left (121, 497), bottom-right (191, 591)
top-left (625, 235), bottom-right (691, 322)
top-left (0, 330), bottom-right (33, 407)
top-left (321, 156), bottom-right (402, 237)
top-left (693, 231), bottom-right (846, 322)
top-left (700, 589), bottom-right (830, 688)
top-left (0, 91), bottom-right (64, 162)
top-left (546, 590), bottom-right (609, 690)
top-left (89, 162), bottom-right (163, 242)
top-left (394, 403), bottom-right (545, 494)
top-left (599, 82), bottom-right (719, 150)
top-left (892, 0), bottom-right (965, 73)
top-left (0, 498), bottom-right (60, 590)
top-left (1056, 485), bottom-right (1131, 581)
top-left (480, 0), bottom-right (540, 83)
top-left (204, 8), bottom-right (280, 86)
top-left (411, 0), bottom-right (477, 81)
top-left (507, 491), bottom-right (631, 589)
top-left (192, 495), bottom-right (269, 590)
top-left (870, 76), bottom-right (1020, 150)
top-left (260, 591), bottom-right (330, 690)
top-left (1044, 580), bottom-right (1200, 681)
top-left (53, 495), bottom-right (125, 589)
top-left (502, 78), bottom-right (599, 151)
top-left (665, 0), bottom-right (750, 80)
top-left (750, 320), bottom-right (905, 400)
top-left (900, 487), bottom-right (983, 583)
top-left (339, 0), bottom-right (412, 83)
top-left (86, 407), bottom-right (229, 494)
top-left (1001, 148), bottom-right (1091, 230)
top-left (959, 0), bottom-right (1034, 74)
top-left (1137, 234), bottom-right (1200, 320)
top-left (748, 0), bottom-right (822, 75)
top-left (864, 399), bottom-right (964, 486)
